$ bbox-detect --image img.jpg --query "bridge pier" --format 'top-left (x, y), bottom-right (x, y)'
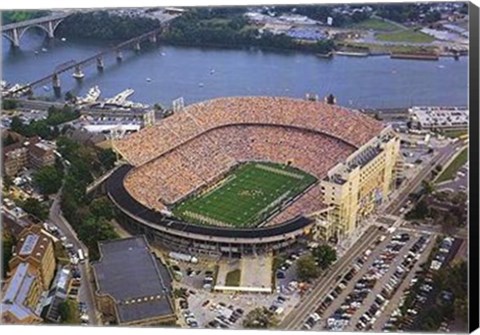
top-left (8, 28), bottom-right (21, 48)
top-left (73, 65), bottom-right (84, 80)
top-left (47, 21), bottom-right (55, 39)
top-left (52, 73), bottom-right (61, 97)
top-left (116, 50), bottom-right (123, 62)
top-left (134, 41), bottom-right (141, 52)
top-left (96, 56), bottom-right (104, 72)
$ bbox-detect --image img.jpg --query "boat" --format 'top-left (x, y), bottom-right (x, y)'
top-left (41, 48), bottom-right (47, 52)
top-left (77, 86), bottom-right (101, 104)
top-left (61, 37), bottom-right (67, 42)
top-left (198, 82), bottom-right (204, 87)
top-left (106, 88), bottom-right (135, 105)
top-left (335, 51), bottom-right (369, 57)
top-left (161, 52), bottom-right (166, 56)
top-left (316, 52), bottom-right (333, 58)
top-left (210, 69), bottom-right (215, 74)
top-left (34, 51), bottom-right (39, 55)
top-left (146, 77), bottom-right (152, 82)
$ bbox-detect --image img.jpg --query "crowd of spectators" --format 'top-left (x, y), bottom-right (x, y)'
top-left (115, 96), bottom-right (384, 167)
top-left (124, 123), bottom-right (354, 224)
top-left (118, 96), bottom-right (384, 226)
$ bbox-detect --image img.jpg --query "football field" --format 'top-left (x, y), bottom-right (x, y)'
top-left (173, 162), bottom-right (317, 228)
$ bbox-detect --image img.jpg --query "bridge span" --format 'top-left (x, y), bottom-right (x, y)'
top-left (5, 26), bottom-right (165, 98)
top-left (2, 13), bottom-right (72, 48)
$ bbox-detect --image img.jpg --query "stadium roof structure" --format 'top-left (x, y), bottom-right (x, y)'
top-left (92, 236), bottom-right (174, 324)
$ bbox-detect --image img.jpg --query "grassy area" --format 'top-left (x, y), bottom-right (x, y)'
top-left (439, 129), bottom-right (468, 138)
top-left (376, 29), bottom-right (435, 43)
top-left (225, 269), bottom-right (241, 287)
top-left (173, 162), bottom-right (316, 228)
top-left (436, 147), bottom-right (468, 183)
top-left (59, 299), bottom-right (80, 324)
top-left (338, 41), bottom-right (437, 55)
top-left (349, 18), bottom-right (400, 32)
top-left (54, 241), bottom-right (70, 265)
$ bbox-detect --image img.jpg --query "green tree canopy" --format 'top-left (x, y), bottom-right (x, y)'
top-left (20, 198), bottom-right (49, 221)
top-left (33, 165), bottom-right (63, 195)
top-left (243, 307), bottom-right (278, 329)
top-left (58, 299), bottom-right (79, 324)
top-left (296, 254), bottom-right (320, 281)
top-left (312, 244), bottom-right (337, 270)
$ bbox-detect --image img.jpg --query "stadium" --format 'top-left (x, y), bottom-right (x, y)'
top-left (107, 96), bottom-right (400, 256)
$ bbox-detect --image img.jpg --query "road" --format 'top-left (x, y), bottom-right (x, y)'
top-left (385, 141), bottom-right (464, 215)
top-left (282, 140), bottom-right (465, 330)
top-left (280, 226), bottom-right (382, 330)
top-left (49, 192), bottom-right (100, 325)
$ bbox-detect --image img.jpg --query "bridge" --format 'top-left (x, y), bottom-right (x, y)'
top-left (2, 13), bottom-right (72, 48)
top-left (5, 26), bottom-right (165, 98)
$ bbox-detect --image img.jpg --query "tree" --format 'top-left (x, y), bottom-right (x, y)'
top-left (10, 116), bottom-right (25, 134)
top-left (98, 149), bottom-right (116, 170)
top-left (2, 175), bottom-right (13, 191)
top-left (58, 299), bottom-right (79, 324)
top-left (312, 244), bottom-right (337, 270)
top-left (1, 99), bottom-right (18, 110)
top-left (296, 255), bottom-right (320, 281)
top-left (438, 212), bottom-right (456, 235)
top-left (405, 198), bottom-right (429, 220)
top-left (65, 91), bottom-right (77, 103)
top-left (2, 233), bottom-right (15, 278)
top-left (243, 307), bottom-right (278, 329)
top-left (422, 180), bottom-right (435, 195)
top-left (33, 165), bottom-right (63, 195)
top-left (20, 198), bottom-right (49, 221)
top-left (90, 197), bottom-right (115, 220)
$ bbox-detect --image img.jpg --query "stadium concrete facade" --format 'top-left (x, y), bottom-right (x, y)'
top-left (107, 97), bottom-right (401, 256)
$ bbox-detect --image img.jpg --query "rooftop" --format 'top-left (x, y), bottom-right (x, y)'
top-left (19, 234), bottom-right (39, 256)
top-left (1, 263), bottom-right (39, 321)
top-left (92, 236), bottom-right (174, 324)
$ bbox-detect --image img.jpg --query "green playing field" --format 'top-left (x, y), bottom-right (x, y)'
top-left (172, 162), bottom-right (317, 228)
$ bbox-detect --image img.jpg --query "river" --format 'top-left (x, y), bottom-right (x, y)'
top-left (2, 31), bottom-right (468, 109)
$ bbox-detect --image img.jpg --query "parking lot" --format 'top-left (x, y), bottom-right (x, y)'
top-left (298, 229), bottom-right (433, 332)
top-left (380, 236), bottom-right (461, 331)
top-left (176, 284), bottom-right (302, 329)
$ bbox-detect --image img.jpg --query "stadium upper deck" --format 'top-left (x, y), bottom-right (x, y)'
top-left (114, 97), bottom-right (385, 167)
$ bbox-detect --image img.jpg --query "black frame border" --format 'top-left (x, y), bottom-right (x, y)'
top-left (468, 1), bottom-right (479, 333)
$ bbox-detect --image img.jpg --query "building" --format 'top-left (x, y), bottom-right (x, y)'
top-left (41, 267), bottom-right (71, 323)
top-left (318, 130), bottom-right (401, 240)
top-left (1, 262), bottom-right (43, 324)
top-left (2, 143), bottom-right (28, 177)
top-left (409, 106), bottom-right (469, 130)
top-left (1, 210), bottom-right (35, 238)
top-left (92, 236), bottom-right (176, 326)
top-left (9, 225), bottom-right (56, 290)
top-left (1, 136), bottom-right (55, 177)
top-left (108, 97), bottom-right (400, 255)
top-left (28, 141), bottom-right (56, 170)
